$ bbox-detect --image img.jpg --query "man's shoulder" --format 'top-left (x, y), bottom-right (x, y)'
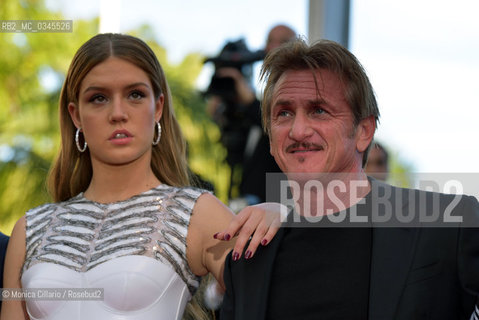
top-left (370, 178), bottom-right (477, 203)
top-left (368, 178), bottom-right (479, 227)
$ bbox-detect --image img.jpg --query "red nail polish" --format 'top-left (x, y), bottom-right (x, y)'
top-left (233, 252), bottom-right (239, 261)
top-left (213, 232), bottom-right (219, 239)
top-left (224, 233), bottom-right (231, 241)
top-left (245, 250), bottom-right (252, 259)
top-left (261, 239), bottom-right (268, 246)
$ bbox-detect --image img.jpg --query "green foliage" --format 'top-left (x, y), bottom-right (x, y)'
top-left (388, 151), bottom-right (415, 188)
top-left (0, 1), bottom-right (97, 233)
top-left (0, 3), bottom-right (229, 234)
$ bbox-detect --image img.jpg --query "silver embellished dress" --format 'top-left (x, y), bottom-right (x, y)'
top-left (21, 184), bottom-right (207, 320)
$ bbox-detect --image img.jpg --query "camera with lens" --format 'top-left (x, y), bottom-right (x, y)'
top-left (204, 39), bottom-right (265, 168)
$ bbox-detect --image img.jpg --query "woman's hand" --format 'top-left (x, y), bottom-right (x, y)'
top-left (214, 202), bottom-right (288, 261)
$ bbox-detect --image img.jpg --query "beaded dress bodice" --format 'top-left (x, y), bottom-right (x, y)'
top-left (21, 184), bottom-right (206, 320)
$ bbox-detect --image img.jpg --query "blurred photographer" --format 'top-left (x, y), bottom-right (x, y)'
top-left (204, 25), bottom-right (295, 210)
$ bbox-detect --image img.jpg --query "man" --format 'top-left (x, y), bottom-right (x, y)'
top-left (365, 141), bottom-right (389, 181)
top-left (264, 24), bottom-right (296, 54)
top-left (220, 38), bottom-right (479, 319)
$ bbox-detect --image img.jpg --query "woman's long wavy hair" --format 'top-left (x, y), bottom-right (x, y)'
top-left (48, 33), bottom-right (191, 201)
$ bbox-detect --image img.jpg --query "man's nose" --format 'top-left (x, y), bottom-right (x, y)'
top-left (288, 112), bottom-right (314, 140)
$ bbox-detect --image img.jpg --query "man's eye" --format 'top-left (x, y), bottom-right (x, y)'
top-left (129, 90), bottom-right (146, 100)
top-left (277, 110), bottom-right (291, 117)
top-left (313, 107), bottom-right (325, 115)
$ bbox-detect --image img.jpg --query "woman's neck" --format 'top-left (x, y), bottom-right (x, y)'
top-left (84, 158), bottom-right (161, 204)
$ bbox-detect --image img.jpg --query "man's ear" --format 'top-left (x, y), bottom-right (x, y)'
top-left (356, 116), bottom-right (376, 153)
top-left (155, 94), bottom-right (164, 123)
top-left (68, 102), bottom-right (82, 129)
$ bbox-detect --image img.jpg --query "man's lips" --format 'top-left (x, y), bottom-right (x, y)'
top-left (286, 142), bottom-right (323, 153)
top-left (109, 129), bottom-right (133, 140)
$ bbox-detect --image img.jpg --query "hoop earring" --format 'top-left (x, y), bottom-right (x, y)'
top-left (152, 122), bottom-right (161, 146)
top-left (75, 128), bottom-right (88, 152)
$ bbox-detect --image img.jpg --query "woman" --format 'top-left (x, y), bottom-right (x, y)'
top-left (1, 33), bottom-right (280, 320)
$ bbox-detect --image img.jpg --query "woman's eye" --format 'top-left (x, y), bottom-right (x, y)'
top-left (89, 94), bottom-right (107, 103)
top-left (129, 90), bottom-right (145, 100)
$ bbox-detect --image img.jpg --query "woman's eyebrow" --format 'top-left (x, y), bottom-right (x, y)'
top-left (82, 82), bottom-right (151, 95)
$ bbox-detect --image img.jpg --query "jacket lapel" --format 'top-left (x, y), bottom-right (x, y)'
top-left (238, 227), bottom-right (286, 319)
top-left (368, 181), bottom-right (420, 319)
top-left (368, 227), bottom-right (418, 319)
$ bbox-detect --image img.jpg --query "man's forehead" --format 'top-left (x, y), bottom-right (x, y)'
top-left (273, 69), bottom-right (342, 96)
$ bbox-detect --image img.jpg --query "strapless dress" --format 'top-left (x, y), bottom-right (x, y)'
top-left (21, 185), bottom-right (206, 320)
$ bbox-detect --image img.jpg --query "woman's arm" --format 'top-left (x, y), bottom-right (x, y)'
top-left (186, 193), bottom-right (235, 289)
top-left (186, 193), bottom-right (284, 289)
top-left (1, 216), bottom-right (29, 320)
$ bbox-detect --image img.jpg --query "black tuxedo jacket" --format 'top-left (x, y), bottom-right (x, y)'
top-left (221, 181), bottom-right (479, 319)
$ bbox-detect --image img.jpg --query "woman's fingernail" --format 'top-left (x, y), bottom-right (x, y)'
top-left (261, 239), bottom-right (268, 246)
top-left (224, 233), bottom-right (231, 241)
top-left (245, 250), bottom-right (252, 259)
top-left (233, 252), bottom-right (239, 261)
top-left (213, 232), bottom-right (219, 239)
